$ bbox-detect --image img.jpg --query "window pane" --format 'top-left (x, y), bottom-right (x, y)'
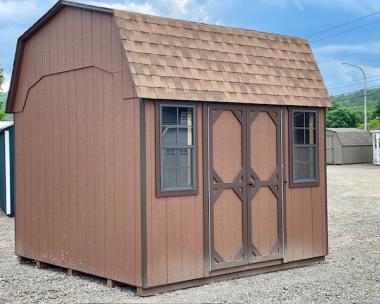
top-left (305, 128), bottom-right (316, 145)
top-left (293, 146), bottom-right (316, 181)
top-left (178, 127), bottom-right (193, 146)
top-left (294, 128), bottom-right (305, 145)
top-left (178, 107), bottom-right (193, 126)
top-left (305, 112), bottom-right (316, 128)
top-left (178, 148), bottom-right (192, 168)
top-left (163, 168), bottom-right (177, 188)
top-left (162, 106), bottom-right (177, 125)
top-left (293, 111), bottom-right (304, 127)
top-left (177, 167), bottom-right (192, 187)
top-left (162, 127), bottom-right (177, 146)
top-left (162, 148), bottom-right (177, 168)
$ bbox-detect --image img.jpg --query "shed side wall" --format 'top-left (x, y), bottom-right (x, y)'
top-left (342, 146), bottom-right (372, 164)
top-left (144, 101), bottom-right (204, 287)
top-left (14, 7), bottom-right (142, 286)
top-left (284, 108), bottom-right (327, 262)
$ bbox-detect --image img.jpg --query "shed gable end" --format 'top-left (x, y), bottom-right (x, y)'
top-left (7, 5), bottom-right (137, 113)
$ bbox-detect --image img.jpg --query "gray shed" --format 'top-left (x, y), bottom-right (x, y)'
top-left (326, 128), bottom-right (372, 164)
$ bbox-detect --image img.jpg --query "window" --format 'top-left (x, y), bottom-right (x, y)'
top-left (157, 104), bottom-right (197, 196)
top-left (290, 110), bottom-right (319, 186)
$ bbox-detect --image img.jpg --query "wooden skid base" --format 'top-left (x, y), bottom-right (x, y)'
top-left (17, 256), bottom-right (33, 264)
top-left (16, 255), bottom-right (325, 297)
top-left (137, 257), bottom-right (325, 297)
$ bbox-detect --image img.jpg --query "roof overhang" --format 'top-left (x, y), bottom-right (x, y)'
top-left (5, 0), bottom-right (113, 113)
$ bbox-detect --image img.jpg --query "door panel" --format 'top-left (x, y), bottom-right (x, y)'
top-left (247, 107), bottom-right (282, 263)
top-left (209, 105), bottom-right (283, 271)
top-left (209, 104), bottom-right (247, 270)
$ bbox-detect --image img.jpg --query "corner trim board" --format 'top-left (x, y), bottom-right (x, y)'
top-left (140, 99), bottom-right (148, 288)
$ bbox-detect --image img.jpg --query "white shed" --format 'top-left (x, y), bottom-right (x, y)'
top-left (326, 128), bottom-right (372, 165)
top-left (371, 128), bottom-right (380, 165)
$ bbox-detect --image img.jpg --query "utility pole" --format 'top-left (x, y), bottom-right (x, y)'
top-left (342, 62), bottom-right (367, 130)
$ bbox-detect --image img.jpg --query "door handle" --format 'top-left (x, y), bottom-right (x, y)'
top-left (248, 181), bottom-right (256, 187)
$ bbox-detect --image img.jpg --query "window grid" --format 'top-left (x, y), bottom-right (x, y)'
top-left (292, 110), bottom-right (318, 184)
top-left (160, 105), bottom-right (196, 192)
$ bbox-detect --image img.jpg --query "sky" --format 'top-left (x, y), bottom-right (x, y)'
top-left (0, 0), bottom-right (380, 96)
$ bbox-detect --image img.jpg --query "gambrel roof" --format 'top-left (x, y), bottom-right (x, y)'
top-left (6, 0), bottom-right (331, 112)
top-left (327, 128), bottom-right (372, 147)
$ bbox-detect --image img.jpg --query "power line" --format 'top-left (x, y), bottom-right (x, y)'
top-left (326, 74), bottom-right (380, 87)
top-left (311, 18), bottom-right (380, 43)
top-left (333, 86), bottom-right (380, 100)
top-left (307, 10), bottom-right (380, 38)
top-left (329, 77), bottom-right (380, 89)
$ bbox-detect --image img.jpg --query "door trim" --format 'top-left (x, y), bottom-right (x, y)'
top-left (204, 103), bottom-right (285, 274)
top-left (246, 106), bottom-right (284, 264)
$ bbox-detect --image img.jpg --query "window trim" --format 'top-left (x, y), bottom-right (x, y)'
top-left (289, 107), bottom-right (320, 188)
top-left (155, 101), bottom-right (199, 197)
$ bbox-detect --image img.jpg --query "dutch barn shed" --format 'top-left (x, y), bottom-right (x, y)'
top-left (326, 128), bottom-right (372, 165)
top-left (7, 0), bottom-right (331, 295)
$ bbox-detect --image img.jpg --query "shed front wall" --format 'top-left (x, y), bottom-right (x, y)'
top-left (284, 108), bottom-right (327, 262)
top-left (14, 7), bottom-right (142, 286)
top-left (144, 101), bottom-right (204, 288)
top-left (143, 104), bottom-right (327, 288)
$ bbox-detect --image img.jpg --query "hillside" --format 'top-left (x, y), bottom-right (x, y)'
top-left (331, 87), bottom-right (380, 113)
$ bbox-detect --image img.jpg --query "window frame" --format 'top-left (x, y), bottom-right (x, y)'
top-left (155, 102), bottom-right (198, 197)
top-left (289, 108), bottom-right (320, 188)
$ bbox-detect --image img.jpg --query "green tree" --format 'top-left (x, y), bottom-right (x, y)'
top-left (373, 100), bottom-right (380, 118)
top-left (326, 107), bottom-right (359, 128)
top-left (0, 66), bottom-right (6, 120)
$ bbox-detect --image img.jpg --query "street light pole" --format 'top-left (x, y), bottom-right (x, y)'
top-left (342, 62), bottom-right (367, 130)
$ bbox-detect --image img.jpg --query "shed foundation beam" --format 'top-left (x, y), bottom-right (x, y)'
top-left (107, 279), bottom-right (122, 288)
top-left (67, 269), bottom-right (78, 276)
top-left (17, 256), bottom-right (33, 264)
top-left (36, 261), bottom-right (50, 269)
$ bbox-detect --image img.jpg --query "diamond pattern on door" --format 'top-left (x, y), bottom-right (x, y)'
top-left (213, 190), bottom-right (244, 262)
top-left (250, 186), bottom-right (279, 257)
top-left (213, 111), bottom-right (242, 182)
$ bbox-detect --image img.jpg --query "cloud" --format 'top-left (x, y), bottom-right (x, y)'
top-left (259, 0), bottom-right (380, 13)
top-left (75, 0), bottom-right (214, 22)
top-left (0, 0), bottom-right (54, 23)
top-left (315, 43), bottom-right (380, 55)
top-left (83, 1), bottom-right (157, 14)
top-left (1, 75), bottom-right (10, 92)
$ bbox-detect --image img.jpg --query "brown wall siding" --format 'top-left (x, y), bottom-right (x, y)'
top-left (284, 108), bottom-right (327, 262)
top-left (14, 8), bottom-right (142, 286)
top-left (145, 101), bottom-right (204, 287)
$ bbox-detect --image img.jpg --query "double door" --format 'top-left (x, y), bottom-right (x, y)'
top-left (208, 104), bottom-right (283, 270)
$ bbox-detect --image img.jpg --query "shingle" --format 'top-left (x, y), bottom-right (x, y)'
top-left (113, 9), bottom-right (331, 107)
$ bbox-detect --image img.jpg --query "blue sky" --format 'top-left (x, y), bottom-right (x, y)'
top-left (0, 0), bottom-right (379, 96)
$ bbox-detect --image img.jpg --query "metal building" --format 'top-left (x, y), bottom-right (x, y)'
top-left (6, 1), bottom-right (330, 295)
top-left (0, 121), bottom-right (14, 216)
top-left (326, 128), bottom-right (372, 165)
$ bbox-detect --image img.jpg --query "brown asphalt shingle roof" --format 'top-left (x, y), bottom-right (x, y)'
top-left (114, 10), bottom-right (331, 107)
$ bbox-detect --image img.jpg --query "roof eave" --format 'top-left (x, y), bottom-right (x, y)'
top-left (6, 0), bottom-right (113, 113)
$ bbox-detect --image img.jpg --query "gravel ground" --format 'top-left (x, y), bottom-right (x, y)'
top-left (0, 164), bottom-right (379, 303)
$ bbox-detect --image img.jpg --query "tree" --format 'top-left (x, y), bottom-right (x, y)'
top-left (0, 66), bottom-right (6, 120)
top-left (326, 107), bottom-right (359, 128)
top-left (373, 100), bottom-right (380, 118)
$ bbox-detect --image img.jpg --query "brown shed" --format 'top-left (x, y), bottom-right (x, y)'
top-left (7, 0), bottom-right (331, 296)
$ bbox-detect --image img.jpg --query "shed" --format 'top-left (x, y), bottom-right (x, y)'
top-left (371, 128), bottom-right (380, 165)
top-left (6, 0), bottom-right (331, 295)
top-left (326, 128), bottom-right (372, 165)
top-left (0, 121), bottom-right (14, 217)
